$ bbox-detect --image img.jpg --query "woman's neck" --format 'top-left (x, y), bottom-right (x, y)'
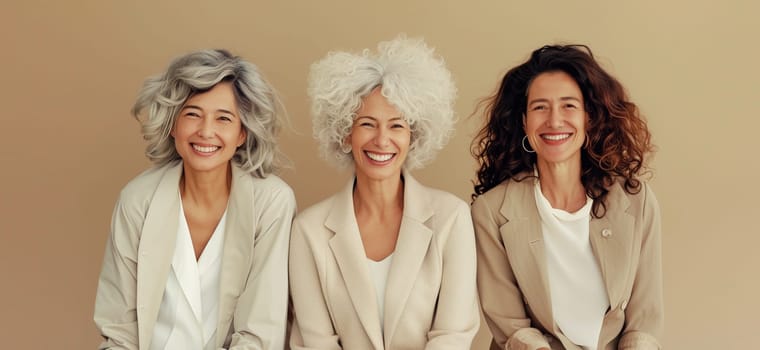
top-left (536, 160), bottom-right (586, 212)
top-left (180, 163), bottom-right (232, 207)
top-left (352, 173), bottom-right (404, 218)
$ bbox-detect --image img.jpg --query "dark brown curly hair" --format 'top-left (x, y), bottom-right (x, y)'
top-left (471, 44), bottom-right (654, 218)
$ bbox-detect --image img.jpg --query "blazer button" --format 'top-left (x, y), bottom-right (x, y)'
top-left (601, 228), bottom-right (612, 238)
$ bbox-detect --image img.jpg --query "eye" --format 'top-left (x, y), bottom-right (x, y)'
top-left (184, 111), bottom-right (200, 118)
top-left (391, 122), bottom-right (406, 129)
top-left (531, 105), bottom-right (548, 111)
top-left (563, 103), bottom-right (578, 109)
top-left (218, 115), bottom-right (233, 122)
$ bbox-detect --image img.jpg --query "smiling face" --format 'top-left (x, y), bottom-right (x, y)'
top-left (171, 81), bottom-right (246, 176)
top-left (524, 71), bottom-right (587, 168)
top-left (346, 87), bottom-right (411, 183)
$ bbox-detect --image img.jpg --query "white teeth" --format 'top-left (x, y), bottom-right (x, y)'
top-left (542, 134), bottom-right (571, 141)
top-left (192, 144), bottom-right (220, 153)
top-left (366, 152), bottom-right (393, 162)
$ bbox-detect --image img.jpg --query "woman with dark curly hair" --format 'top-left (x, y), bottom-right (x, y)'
top-left (471, 45), bottom-right (663, 349)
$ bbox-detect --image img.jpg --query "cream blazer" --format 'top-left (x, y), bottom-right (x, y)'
top-left (94, 161), bottom-right (296, 349)
top-left (471, 176), bottom-right (663, 350)
top-left (289, 172), bottom-right (480, 350)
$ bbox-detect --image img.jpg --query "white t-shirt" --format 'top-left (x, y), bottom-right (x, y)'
top-left (535, 181), bottom-right (609, 350)
top-left (367, 254), bottom-right (393, 332)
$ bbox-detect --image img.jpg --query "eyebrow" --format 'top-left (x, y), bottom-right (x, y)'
top-left (181, 105), bottom-right (238, 117)
top-left (355, 115), bottom-right (406, 122)
top-left (527, 96), bottom-right (582, 107)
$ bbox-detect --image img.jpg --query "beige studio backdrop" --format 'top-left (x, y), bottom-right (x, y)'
top-left (1, 1), bottom-right (758, 348)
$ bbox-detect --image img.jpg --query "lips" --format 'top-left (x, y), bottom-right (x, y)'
top-left (541, 133), bottom-right (571, 141)
top-left (192, 143), bottom-right (220, 153)
top-left (365, 151), bottom-right (394, 163)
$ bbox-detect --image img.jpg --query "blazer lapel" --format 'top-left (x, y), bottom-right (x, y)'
top-left (383, 172), bottom-right (434, 345)
top-left (499, 177), bottom-right (555, 333)
top-left (136, 162), bottom-right (183, 350)
top-left (327, 178), bottom-right (384, 350)
top-left (589, 184), bottom-right (634, 309)
top-left (215, 164), bottom-right (254, 346)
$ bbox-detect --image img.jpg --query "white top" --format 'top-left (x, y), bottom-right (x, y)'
top-left (367, 254), bottom-right (393, 332)
top-left (534, 180), bottom-right (609, 350)
top-left (149, 198), bottom-right (228, 350)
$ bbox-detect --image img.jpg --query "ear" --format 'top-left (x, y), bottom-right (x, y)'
top-left (340, 134), bottom-right (353, 154)
top-left (522, 113), bottom-right (527, 129)
top-left (237, 128), bottom-right (247, 147)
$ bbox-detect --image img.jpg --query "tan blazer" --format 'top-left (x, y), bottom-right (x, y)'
top-left (471, 176), bottom-right (663, 350)
top-left (289, 172), bottom-right (480, 350)
top-left (94, 161), bottom-right (296, 349)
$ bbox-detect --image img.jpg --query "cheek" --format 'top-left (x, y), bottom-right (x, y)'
top-left (575, 115), bottom-right (588, 132)
top-left (524, 118), bottom-right (540, 134)
top-left (171, 119), bottom-right (187, 138)
top-left (394, 131), bottom-right (411, 150)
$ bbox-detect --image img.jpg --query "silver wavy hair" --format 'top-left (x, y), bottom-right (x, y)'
top-left (132, 49), bottom-right (283, 178)
top-left (308, 35), bottom-right (457, 170)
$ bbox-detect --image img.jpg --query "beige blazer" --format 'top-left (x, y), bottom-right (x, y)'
top-left (471, 176), bottom-right (663, 350)
top-left (289, 172), bottom-right (480, 350)
top-left (94, 161), bottom-right (296, 349)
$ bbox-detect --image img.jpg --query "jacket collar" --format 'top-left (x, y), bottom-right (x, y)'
top-left (588, 183), bottom-right (634, 308)
top-left (325, 170), bottom-right (434, 349)
top-left (137, 162), bottom-right (183, 349)
top-left (135, 161), bottom-right (252, 349)
top-left (498, 175), bottom-right (634, 336)
top-left (214, 163), bottom-right (255, 346)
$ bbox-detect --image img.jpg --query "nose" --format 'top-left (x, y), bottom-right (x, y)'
top-left (197, 117), bottom-right (215, 138)
top-left (546, 106), bottom-right (564, 129)
top-left (373, 128), bottom-right (390, 147)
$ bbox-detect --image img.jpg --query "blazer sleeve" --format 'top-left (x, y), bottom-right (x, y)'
top-left (618, 184), bottom-right (664, 349)
top-left (471, 195), bottom-right (551, 350)
top-left (423, 200), bottom-right (481, 350)
top-left (229, 183), bottom-right (296, 350)
top-left (288, 216), bottom-right (342, 350)
top-left (94, 194), bottom-right (142, 350)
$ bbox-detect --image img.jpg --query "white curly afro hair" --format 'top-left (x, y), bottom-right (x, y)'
top-left (308, 35), bottom-right (457, 170)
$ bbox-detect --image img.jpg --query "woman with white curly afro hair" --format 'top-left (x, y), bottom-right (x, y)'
top-left (309, 35), bottom-right (457, 170)
top-left (289, 36), bottom-right (480, 349)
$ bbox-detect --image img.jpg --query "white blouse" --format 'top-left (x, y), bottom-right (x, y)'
top-left (367, 254), bottom-right (393, 332)
top-left (534, 180), bottom-right (609, 350)
top-left (149, 199), bottom-right (227, 350)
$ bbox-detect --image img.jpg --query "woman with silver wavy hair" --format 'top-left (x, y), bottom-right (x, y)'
top-left (289, 36), bottom-right (479, 349)
top-left (94, 49), bottom-right (295, 350)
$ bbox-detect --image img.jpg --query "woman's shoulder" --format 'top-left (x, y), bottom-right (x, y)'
top-left (419, 183), bottom-right (467, 209)
top-left (472, 177), bottom-right (527, 207)
top-left (118, 162), bottom-right (180, 203)
top-left (606, 178), bottom-right (660, 218)
top-left (248, 173), bottom-right (295, 200)
top-left (400, 172), bottom-right (464, 211)
top-left (293, 190), bottom-right (339, 223)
